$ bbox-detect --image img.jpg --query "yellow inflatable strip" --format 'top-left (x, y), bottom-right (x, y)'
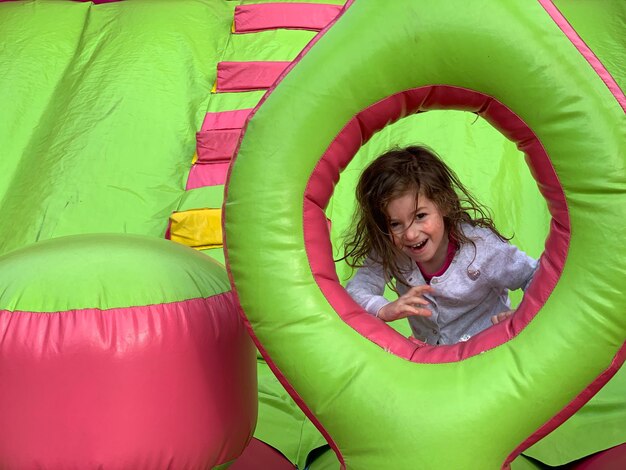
top-left (169, 208), bottom-right (223, 250)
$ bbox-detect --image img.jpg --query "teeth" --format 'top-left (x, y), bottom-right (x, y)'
top-left (411, 240), bottom-right (426, 249)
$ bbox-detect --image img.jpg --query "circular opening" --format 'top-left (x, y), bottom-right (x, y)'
top-left (329, 110), bottom-right (549, 337)
top-left (302, 86), bottom-right (569, 361)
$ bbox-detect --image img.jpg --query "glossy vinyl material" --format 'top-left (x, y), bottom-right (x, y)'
top-left (0, 1), bottom-right (262, 468)
top-left (225, 1), bottom-right (625, 469)
top-left (0, 235), bottom-right (256, 469)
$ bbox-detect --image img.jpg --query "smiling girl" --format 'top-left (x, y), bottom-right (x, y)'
top-left (342, 146), bottom-right (537, 345)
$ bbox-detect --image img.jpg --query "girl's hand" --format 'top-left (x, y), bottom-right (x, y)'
top-left (491, 310), bottom-right (514, 325)
top-left (377, 285), bottom-right (434, 322)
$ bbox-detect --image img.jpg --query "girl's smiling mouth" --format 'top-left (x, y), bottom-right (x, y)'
top-left (409, 239), bottom-right (428, 251)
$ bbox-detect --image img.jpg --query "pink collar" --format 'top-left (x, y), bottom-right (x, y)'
top-left (418, 238), bottom-right (459, 283)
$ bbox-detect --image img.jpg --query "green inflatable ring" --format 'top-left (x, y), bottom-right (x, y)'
top-left (225, 1), bottom-right (626, 468)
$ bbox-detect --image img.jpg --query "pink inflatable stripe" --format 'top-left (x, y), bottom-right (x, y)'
top-left (187, 110), bottom-right (252, 190)
top-left (234, 3), bottom-right (342, 33)
top-left (201, 108), bottom-right (253, 132)
top-left (186, 162), bottom-right (230, 189)
top-left (0, 294), bottom-right (256, 468)
top-left (538, 0), bottom-right (626, 112)
top-left (196, 129), bottom-right (241, 163)
top-left (0, 0), bottom-right (122, 2)
top-left (187, 128), bottom-right (241, 189)
top-left (570, 443), bottom-right (626, 469)
top-left (215, 61), bottom-right (291, 93)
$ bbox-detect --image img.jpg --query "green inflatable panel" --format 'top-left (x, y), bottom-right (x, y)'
top-left (0, 0), bottom-right (230, 255)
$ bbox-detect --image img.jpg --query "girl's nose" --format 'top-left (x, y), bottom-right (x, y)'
top-left (404, 222), bottom-right (420, 241)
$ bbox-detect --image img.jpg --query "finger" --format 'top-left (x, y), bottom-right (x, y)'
top-left (492, 312), bottom-right (511, 325)
top-left (407, 285), bottom-right (435, 296)
top-left (402, 306), bottom-right (432, 318)
top-left (402, 296), bottom-right (430, 307)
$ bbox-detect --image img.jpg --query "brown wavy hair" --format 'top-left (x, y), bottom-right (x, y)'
top-left (339, 145), bottom-right (508, 291)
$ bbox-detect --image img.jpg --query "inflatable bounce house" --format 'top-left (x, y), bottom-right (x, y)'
top-left (0, 0), bottom-right (624, 469)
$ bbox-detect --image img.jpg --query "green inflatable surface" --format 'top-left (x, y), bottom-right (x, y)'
top-left (1, 1), bottom-right (624, 468)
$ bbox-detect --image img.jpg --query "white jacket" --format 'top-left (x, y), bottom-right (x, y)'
top-left (345, 224), bottom-right (538, 345)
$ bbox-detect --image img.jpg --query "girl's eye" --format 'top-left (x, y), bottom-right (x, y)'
top-left (416, 213), bottom-right (427, 220)
top-left (388, 222), bottom-right (404, 234)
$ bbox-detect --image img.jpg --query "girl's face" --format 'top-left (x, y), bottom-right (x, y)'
top-left (386, 192), bottom-right (449, 274)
